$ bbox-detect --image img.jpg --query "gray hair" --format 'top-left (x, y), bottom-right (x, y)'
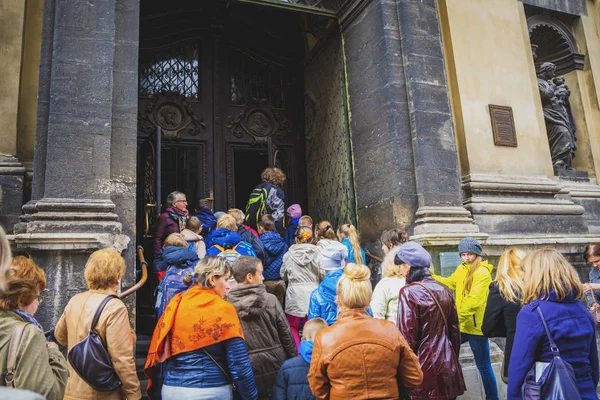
top-left (166, 191), bottom-right (185, 207)
top-left (0, 226), bottom-right (12, 293)
top-left (194, 256), bottom-right (231, 288)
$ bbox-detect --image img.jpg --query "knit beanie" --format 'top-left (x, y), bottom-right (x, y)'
top-left (458, 237), bottom-right (483, 256)
top-left (394, 242), bottom-right (432, 268)
top-left (287, 204), bottom-right (302, 219)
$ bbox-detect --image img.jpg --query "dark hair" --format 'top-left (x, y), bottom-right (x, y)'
top-left (406, 266), bottom-right (430, 284)
top-left (186, 216), bottom-right (202, 233)
top-left (258, 214), bottom-right (276, 232)
top-left (380, 228), bottom-right (408, 249)
top-left (198, 198), bottom-right (213, 210)
top-left (232, 256), bottom-right (262, 283)
top-left (585, 244), bottom-right (600, 260)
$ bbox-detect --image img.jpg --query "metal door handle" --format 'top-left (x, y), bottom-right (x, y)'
top-left (144, 203), bottom-right (157, 237)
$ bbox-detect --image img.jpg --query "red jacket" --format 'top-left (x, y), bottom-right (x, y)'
top-left (397, 276), bottom-right (466, 400)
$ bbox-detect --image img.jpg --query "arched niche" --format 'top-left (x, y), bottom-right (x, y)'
top-left (528, 14), bottom-right (585, 75)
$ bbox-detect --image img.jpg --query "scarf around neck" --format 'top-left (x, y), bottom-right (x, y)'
top-left (167, 206), bottom-right (189, 231)
top-left (144, 285), bottom-right (244, 395)
top-left (12, 309), bottom-right (44, 331)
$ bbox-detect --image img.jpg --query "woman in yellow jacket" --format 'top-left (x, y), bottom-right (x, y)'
top-left (434, 237), bottom-right (499, 400)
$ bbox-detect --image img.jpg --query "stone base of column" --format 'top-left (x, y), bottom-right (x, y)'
top-left (559, 177), bottom-right (600, 234)
top-left (0, 155), bottom-right (26, 232)
top-left (411, 206), bottom-right (487, 245)
top-left (11, 197), bottom-right (129, 329)
top-left (462, 173), bottom-right (589, 236)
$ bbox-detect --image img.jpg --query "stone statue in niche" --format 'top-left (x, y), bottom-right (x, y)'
top-left (536, 62), bottom-right (577, 171)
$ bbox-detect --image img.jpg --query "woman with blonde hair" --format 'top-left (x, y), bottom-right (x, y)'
top-left (434, 237), bottom-right (498, 400)
top-left (54, 249), bottom-right (140, 400)
top-left (482, 248), bottom-right (526, 383)
top-left (308, 263), bottom-right (422, 398)
top-left (145, 256), bottom-right (257, 400)
top-left (370, 245), bottom-right (406, 323)
top-left (0, 256), bottom-right (68, 399)
top-left (337, 223), bottom-right (366, 265)
top-left (508, 249), bottom-right (599, 400)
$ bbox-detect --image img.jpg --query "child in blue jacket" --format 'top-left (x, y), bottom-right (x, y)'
top-left (272, 318), bottom-right (328, 400)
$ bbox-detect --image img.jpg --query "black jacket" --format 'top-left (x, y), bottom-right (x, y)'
top-left (482, 281), bottom-right (521, 377)
top-left (272, 355), bottom-right (316, 400)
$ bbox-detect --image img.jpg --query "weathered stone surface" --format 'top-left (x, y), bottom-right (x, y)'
top-left (0, 155), bottom-right (26, 232)
top-left (521, 0), bottom-right (587, 16)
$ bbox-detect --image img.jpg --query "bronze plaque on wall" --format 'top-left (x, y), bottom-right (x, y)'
top-left (489, 105), bottom-right (517, 147)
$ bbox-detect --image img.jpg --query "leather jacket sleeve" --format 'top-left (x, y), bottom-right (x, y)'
top-left (397, 288), bottom-right (419, 353)
top-left (307, 333), bottom-right (331, 399)
top-left (105, 304), bottom-right (141, 399)
top-left (396, 331), bottom-right (423, 390)
top-left (225, 337), bottom-right (258, 400)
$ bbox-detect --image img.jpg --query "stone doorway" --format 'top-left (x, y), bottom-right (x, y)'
top-left (135, 0), bottom-right (310, 334)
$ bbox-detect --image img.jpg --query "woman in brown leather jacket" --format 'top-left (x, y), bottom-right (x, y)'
top-left (308, 263), bottom-right (423, 399)
top-left (396, 242), bottom-right (466, 400)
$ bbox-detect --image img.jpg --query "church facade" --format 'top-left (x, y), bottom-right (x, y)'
top-left (1, 0), bottom-right (600, 335)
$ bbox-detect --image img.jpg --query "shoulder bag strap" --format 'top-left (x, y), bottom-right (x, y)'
top-left (202, 348), bottom-right (237, 390)
top-left (90, 295), bottom-right (119, 332)
top-left (5, 322), bottom-right (28, 387)
top-left (414, 282), bottom-right (448, 332)
top-left (536, 306), bottom-right (560, 357)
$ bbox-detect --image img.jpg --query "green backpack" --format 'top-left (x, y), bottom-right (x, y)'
top-left (244, 184), bottom-right (268, 229)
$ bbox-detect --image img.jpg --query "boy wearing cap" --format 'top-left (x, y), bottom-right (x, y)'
top-left (285, 204), bottom-right (302, 247)
top-left (433, 237), bottom-right (498, 400)
top-left (395, 242), bottom-right (465, 399)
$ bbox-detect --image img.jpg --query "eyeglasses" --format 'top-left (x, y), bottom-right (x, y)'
top-left (37, 295), bottom-right (45, 304)
top-left (175, 199), bottom-right (188, 204)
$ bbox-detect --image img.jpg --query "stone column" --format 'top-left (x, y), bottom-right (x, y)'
top-left (394, 0), bottom-right (482, 244)
top-left (13, 0), bottom-right (140, 329)
top-left (0, 0), bottom-right (27, 231)
top-left (340, 0), bottom-right (483, 252)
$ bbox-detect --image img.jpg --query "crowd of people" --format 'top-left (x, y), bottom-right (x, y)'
top-left (0, 167), bottom-right (599, 400)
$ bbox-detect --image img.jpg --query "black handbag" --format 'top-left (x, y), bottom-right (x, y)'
top-left (521, 306), bottom-right (581, 400)
top-left (67, 294), bottom-right (122, 392)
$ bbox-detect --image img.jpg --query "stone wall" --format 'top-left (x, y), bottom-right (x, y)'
top-left (304, 34), bottom-right (357, 229)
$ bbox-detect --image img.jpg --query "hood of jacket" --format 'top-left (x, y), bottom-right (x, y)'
top-left (261, 231), bottom-right (287, 256)
top-left (289, 243), bottom-right (320, 265)
top-left (162, 245), bottom-right (199, 266)
top-left (318, 268), bottom-right (345, 302)
top-left (227, 283), bottom-right (267, 319)
top-left (181, 228), bottom-right (202, 242)
top-left (208, 228), bottom-right (243, 249)
top-left (300, 340), bottom-right (314, 363)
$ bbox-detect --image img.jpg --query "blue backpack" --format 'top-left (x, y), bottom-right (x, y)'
top-left (154, 264), bottom-right (194, 317)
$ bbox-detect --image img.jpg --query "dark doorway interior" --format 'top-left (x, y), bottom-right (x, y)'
top-left (233, 148), bottom-right (269, 211)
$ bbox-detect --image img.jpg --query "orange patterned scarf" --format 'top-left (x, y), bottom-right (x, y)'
top-left (144, 285), bottom-right (244, 394)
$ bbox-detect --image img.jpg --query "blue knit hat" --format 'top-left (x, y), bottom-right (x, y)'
top-left (394, 242), bottom-right (432, 268)
top-left (458, 237), bottom-right (483, 256)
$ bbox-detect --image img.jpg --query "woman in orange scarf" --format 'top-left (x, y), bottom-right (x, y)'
top-left (145, 256), bottom-right (258, 400)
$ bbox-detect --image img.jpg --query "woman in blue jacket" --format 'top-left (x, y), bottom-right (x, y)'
top-left (508, 248), bottom-right (599, 400)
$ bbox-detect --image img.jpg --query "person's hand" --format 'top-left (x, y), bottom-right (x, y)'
top-left (46, 341), bottom-right (59, 350)
top-left (583, 283), bottom-right (592, 293)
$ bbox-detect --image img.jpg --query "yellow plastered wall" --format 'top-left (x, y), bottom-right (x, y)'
top-left (17, 0), bottom-right (43, 170)
top-left (0, 0), bottom-right (26, 156)
top-left (439, 0), bottom-right (554, 178)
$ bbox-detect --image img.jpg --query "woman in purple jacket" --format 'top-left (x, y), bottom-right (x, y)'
top-left (153, 191), bottom-right (189, 256)
top-left (508, 248), bottom-right (599, 400)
